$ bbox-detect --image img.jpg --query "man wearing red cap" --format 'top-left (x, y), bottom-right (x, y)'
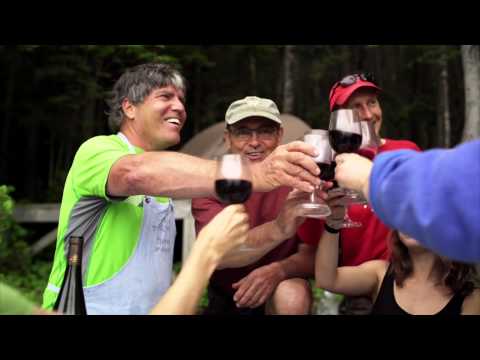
top-left (299, 73), bottom-right (421, 314)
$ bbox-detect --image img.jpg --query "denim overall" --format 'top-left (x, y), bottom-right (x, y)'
top-left (83, 133), bottom-right (176, 314)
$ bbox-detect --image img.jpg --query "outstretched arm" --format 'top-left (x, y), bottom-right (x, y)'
top-left (335, 139), bottom-right (480, 262)
top-left (314, 196), bottom-right (384, 298)
top-left (108, 141), bottom-right (322, 199)
top-left (149, 204), bottom-right (249, 315)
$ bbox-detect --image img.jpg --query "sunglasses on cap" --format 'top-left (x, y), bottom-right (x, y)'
top-left (329, 72), bottom-right (378, 106)
top-left (337, 73), bottom-right (376, 87)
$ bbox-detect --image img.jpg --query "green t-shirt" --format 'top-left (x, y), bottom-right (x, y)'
top-left (42, 135), bottom-right (168, 309)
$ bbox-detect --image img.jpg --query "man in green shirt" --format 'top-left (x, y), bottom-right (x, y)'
top-left (43, 63), bottom-right (321, 314)
top-left (1, 202), bottom-right (249, 316)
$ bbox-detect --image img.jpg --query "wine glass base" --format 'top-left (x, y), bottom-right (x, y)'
top-left (300, 203), bottom-right (332, 218)
top-left (339, 221), bottom-right (362, 229)
top-left (328, 187), bottom-right (368, 205)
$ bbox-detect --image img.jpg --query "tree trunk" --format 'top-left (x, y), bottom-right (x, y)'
top-left (249, 47), bottom-right (257, 95)
top-left (437, 50), bottom-right (451, 147)
top-left (0, 50), bottom-right (16, 184)
top-left (275, 47), bottom-right (284, 107)
top-left (192, 62), bottom-right (203, 136)
top-left (82, 96), bottom-right (96, 139)
top-left (81, 53), bottom-right (98, 140)
top-left (461, 45), bottom-right (480, 142)
top-left (340, 45), bottom-right (351, 75)
top-left (283, 45), bottom-right (295, 114)
top-left (48, 132), bottom-right (56, 188)
top-left (24, 120), bottom-right (39, 199)
top-left (352, 45), bottom-right (367, 72)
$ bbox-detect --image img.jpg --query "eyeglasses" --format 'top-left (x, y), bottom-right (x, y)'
top-left (229, 125), bottom-right (279, 141)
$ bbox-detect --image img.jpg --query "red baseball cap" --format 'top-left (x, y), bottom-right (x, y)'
top-left (329, 74), bottom-right (381, 112)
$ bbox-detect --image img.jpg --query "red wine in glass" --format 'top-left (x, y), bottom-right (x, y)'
top-left (215, 154), bottom-right (253, 205)
top-left (299, 130), bottom-right (332, 218)
top-left (317, 161), bottom-right (336, 182)
top-left (215, 179), bottom-right (252, 204)
top-left (328, 130), bottom-right (362, 154)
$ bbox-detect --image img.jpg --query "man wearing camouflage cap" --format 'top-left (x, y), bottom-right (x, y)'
top-left (192, 96), bottom-right (315, 315)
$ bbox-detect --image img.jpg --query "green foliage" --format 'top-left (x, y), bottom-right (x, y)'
top-left (0, 185), bottom-right (30, 272)
top-left (0, 185), bottom-right (50, 304)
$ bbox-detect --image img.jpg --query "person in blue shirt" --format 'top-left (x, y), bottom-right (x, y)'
top-left (332, 139), bottom-right (480, 263)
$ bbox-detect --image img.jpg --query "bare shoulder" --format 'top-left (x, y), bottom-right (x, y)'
top-left (462, 288), bottom-right (480, 315)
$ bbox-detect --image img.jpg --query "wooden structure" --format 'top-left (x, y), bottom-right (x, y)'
top-left (13, 200), bottom-right (196, 263)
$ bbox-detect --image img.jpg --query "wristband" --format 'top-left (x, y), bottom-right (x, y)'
top-left (324, 224), bottom-right (340, 234)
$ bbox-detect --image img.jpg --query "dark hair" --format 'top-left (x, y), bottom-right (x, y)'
top-left (106, 63), bottom-right (186, 132)
top-left (389, 230), bottom-right (477, 297)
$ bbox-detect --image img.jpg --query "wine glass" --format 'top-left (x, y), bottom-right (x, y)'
top-left (332, 120), bottom-right (381, 205)
top-left (298, 130), bottom-right (332, 219)
top-left (215, 154), bottom-right (255, 251)
top-left (328, 109), bottom-right (363, 228)
top-left (340, 120), bottom-right (382, 205)
top-left (214, 154), bottom-right (253, 251)
top-left (358, 120), bottom-right (381, 160)
top-left (214, 154), bottom-right (253, 204)
top-left (328, 109), bottom-right (363, 154)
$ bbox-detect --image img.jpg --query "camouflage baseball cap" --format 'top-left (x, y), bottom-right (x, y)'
top-left (225, 96), bottom-right (282, 125)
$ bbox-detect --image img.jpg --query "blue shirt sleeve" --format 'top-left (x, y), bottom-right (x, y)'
top-left (369, 139), bottom-right (480, 262)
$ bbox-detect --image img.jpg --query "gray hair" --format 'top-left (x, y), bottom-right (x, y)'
top-left (106, 63), bottom-right (187, 132)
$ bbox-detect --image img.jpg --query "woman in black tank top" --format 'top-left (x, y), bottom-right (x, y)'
top-left (369, 231), bottom-right (478, 315)
top-left (370, 263), bottom-right (471, 315)
top-left (315, 207), bottom-right (480, 315)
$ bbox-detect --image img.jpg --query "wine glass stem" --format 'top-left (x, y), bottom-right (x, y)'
top-left (310, 181), bottom-right (322, 202)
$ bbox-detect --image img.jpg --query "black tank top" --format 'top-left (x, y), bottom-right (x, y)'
top-left (371, 264), bottom-right (468, 315)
